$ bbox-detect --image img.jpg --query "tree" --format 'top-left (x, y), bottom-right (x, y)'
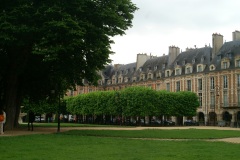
top-left (0, 0), bottom-right (137, 129)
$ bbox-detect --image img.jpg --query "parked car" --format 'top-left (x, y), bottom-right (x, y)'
top-left (184, 120), bottom-right (199, 126)
top-left (150, 119), bottom-right (161, 125)
top-left (163, 120), bottom-right (175, 126)
top-left (35, 116), bottom-right (45, 122)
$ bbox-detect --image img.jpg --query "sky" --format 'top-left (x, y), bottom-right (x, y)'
top-left (109, 0), bottom-right (240, 65)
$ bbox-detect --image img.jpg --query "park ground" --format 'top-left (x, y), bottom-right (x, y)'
top-left (1, 125), bottom-right (240, 144)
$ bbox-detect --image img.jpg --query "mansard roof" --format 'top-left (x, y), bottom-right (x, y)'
top-left (102, 65), bottom-right (114, 78)
top-left (112, 62), bottom-right (136, 78)
top-left (167, 47), bottom-right (212, 75)
top-left (212, 41), bottom-right (240, 70)
top-left (141, 55), bottom-right (168, 72)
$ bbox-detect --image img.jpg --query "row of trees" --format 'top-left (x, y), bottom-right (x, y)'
top-left (66, 87), bottom-right (200, 121)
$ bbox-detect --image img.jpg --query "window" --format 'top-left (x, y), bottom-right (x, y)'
top-left (166, 83), bottom-right (170, 91)
top-left (187, 80), bottom-right (191, 91)
top-left (236, 59), bottom-right (240, 67)
top-left (223, 76), bottom-right (228, 88)
top-left (210, 92), bottom-right (215, 109)
top-left (124, 77), bottom-right (128, 83)
top-left (223, 91), bottom-right (228, 107)
top-left (139, 67), bottom-right (142, 72)
top-left (154, 66), bottom-right (158, 70)
top-left (148, 73), bottom-right (152, 79)
top-left (198, 79), bottom-right (202, 91)
top-left (210, 65), bottom-right (215, 71)
top-left (175, 69), bottom-right (180, 75)
top-left (186, 67), bottom-right (191, 74)
top-left (238, 74), bottom-right (240, 87)
top-left (118, 77), bottom-right (122, 83)
top-left (176, 81), bottom-right (180, 92)
top-left (210, 77), bottom-right (215, 90)
top-left (197, 65), bottom-right (202, 72)
top-left (156, 84), bottom-right (160, 91)
top-left (112, 78), bottom-right (115, 84)
top-left (166, 70), bottom-right (170, 77)
top-left (162, 64), bottom-right (165, 69)
top-left (238, 90), bottom-right (240, 107)
top-left (198, 93), bottom-right (202, 107)
top-left (223, 62), bottom-right (228, 69)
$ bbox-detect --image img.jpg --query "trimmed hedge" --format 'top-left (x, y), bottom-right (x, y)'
top-left (66, 87), bottom-right (199, 118)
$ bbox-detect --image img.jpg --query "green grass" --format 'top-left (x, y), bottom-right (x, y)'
top-left (62, 129), bottom-right (240, 139)
top-left (1, 129), bottom-right (240, 160)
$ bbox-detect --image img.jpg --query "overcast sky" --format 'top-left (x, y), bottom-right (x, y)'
top-left (109, 0), bottom-right (240, 64)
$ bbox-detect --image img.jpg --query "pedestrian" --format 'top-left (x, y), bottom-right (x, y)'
top-left (0, 110), bottom-right (5, 134)
top-left (28, 110), bottom-right (35, 131)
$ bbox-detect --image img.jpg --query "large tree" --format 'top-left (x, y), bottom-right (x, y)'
top-left (0, 0), bottom-right (137, 129)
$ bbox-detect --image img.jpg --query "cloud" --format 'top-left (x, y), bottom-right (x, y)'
top-left (110, 0), bottom-right (240, 64)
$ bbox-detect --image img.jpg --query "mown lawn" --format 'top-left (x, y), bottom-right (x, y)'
top-left (1, 129), bottom-right (240, 160)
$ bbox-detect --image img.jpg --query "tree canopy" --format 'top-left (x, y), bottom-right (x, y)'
top-left (0, 0), bottom-right (137, 129)
top-left (66, 87), bottom-right (200, 123)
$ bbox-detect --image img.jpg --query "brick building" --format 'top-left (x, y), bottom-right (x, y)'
top-left (67, 31), bottom-right (240, 126)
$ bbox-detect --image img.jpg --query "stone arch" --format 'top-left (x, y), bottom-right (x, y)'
top-left (222, 111), bottom-right (232, 126)
top-left (209, 112), bottom-right (217, 126)
top-left (236, 111), bottom-right (240, 127)
top-left (198, 112), bottom-right (205, 125)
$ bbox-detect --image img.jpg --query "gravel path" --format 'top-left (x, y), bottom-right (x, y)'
top-left (1, 126), bottom-right (240, 143)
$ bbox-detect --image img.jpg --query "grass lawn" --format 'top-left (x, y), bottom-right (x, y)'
top-left (1, 129), bottom-right (240, 160)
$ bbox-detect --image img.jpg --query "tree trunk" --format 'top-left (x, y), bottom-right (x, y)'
top-left (4, 74), bottom-right (19, 130)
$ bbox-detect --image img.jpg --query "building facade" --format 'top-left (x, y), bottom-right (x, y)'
top-left (67, 31), bottom-right (240, 126)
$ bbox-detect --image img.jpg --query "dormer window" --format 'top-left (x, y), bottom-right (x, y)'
top-left (140, 74), bottom-right (145, 81)
top-left (201, 56), bottom-right (205, 63)
top-left (209, 65), bottom-right (216, 71)
top-left (118, 77), bottom-right (122, 83)
top-left (197, 65), bottom-right (203, 72)
top-left (162, 64), bottom-right (165, 69)
top-left (147, 67), bottom-right (151, 71)
top-left (235, 57), bottom-right (240, 67)
top-left (223, 62), bottom-right (227, 69)
top-left (221, 58), bottom-right (230, 69)
top-left (165, 70), bottom-right (171, 77)
top-left (139, 67), bottom-right (142, 72)
top-left (154, 66), bottom-right (158, 70)
top-left (148, 73), bottom-right (153, 79)
top-left (175, 68), bottom-right (181, 76)
top-left (107, 80), bottom-right (111, 85)
top-left (124, 77), bottom-right (128, 83)
top-left (186, 67), bottom-right (191, 74)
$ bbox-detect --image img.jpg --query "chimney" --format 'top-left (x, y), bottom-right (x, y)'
top-left (212, 33), bottom-right (223, 59)
top-left (168, 45), bottom-right (180, 66)
top-left (136, 53), bottom-right (150, 70)
top-left (232, 30), bottom-right (240, 41)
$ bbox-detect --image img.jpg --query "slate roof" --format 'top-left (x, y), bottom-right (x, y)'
top-left (211, 41), bottom-right (240, 71)
top-left (102, 40), bottom-right (240, 85)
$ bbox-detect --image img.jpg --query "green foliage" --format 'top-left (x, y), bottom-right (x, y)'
top-left (66, 87), bottom-right (200, 118)
top-left (0, 0), bottom-right (138, 127)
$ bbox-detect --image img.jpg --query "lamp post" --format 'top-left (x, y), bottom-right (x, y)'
top-left (57, 92), bottom-right (61, 132)
top-left (51, 89), bottom-right (61, 132)
top-left (214, 85), bottom-right (220, 126)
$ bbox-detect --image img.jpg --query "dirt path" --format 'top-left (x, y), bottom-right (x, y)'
top-left (1, 126), bottom-right (240, 143)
